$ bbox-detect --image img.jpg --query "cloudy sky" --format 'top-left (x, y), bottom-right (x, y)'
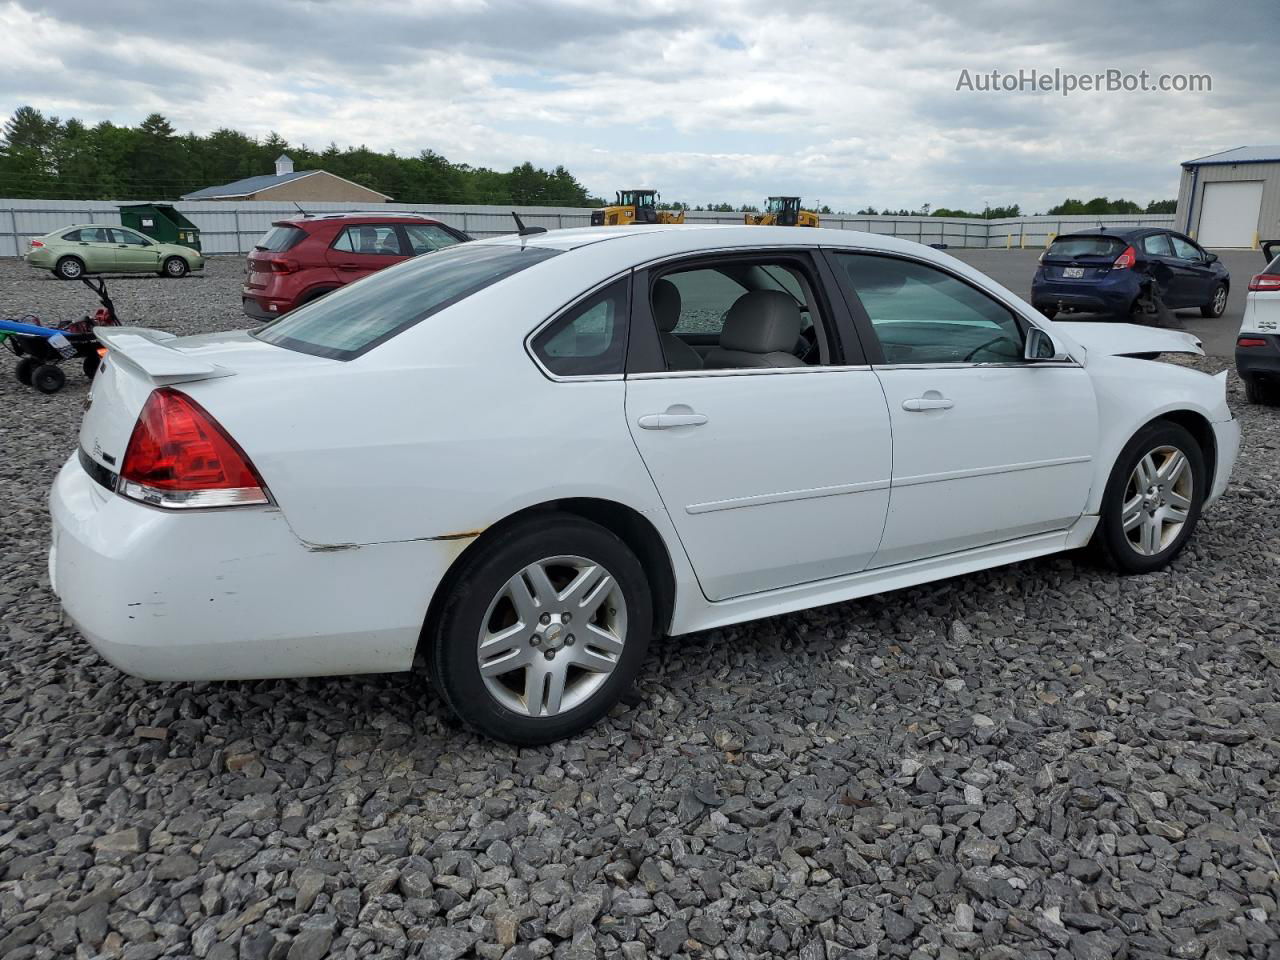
top-left (1, 0), bottom-right (1273, 211)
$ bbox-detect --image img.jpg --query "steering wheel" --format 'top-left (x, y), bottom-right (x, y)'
top-left (962, 334), bottom-right (1014, 362)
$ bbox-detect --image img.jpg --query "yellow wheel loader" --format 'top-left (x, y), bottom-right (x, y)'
top-left (745, 196), bottom-right (820, 227)
top-left (590, 190), bottom-right (685, 226)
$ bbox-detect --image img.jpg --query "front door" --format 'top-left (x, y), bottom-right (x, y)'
top-left (828, 250), bottom-right (1098, 567)
top-left (624, 251), bottom-right (893, 601)
top-left (112, 228), bottom-right (161, 272)
top-left (1166, 233), bottom-right (1218, 307)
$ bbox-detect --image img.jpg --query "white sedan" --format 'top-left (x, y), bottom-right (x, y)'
top-left (51, 225), bottom-right (1239, 743)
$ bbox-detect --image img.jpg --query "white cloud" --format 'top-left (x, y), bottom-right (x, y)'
top-left (0, 0), bottom-right (1269, 210)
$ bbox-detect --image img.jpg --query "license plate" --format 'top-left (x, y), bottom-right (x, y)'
top-left (1063, 267), bottom-right (1085, 279)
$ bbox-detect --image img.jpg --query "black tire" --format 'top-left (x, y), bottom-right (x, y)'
top-left (55, 256), bottom-right (84, 280)
top-left (427, 515), bottom-right (652, 745)
top-left (1091, 420), bottom-right (1206, 574)
top-left (15, 356), bottom-right (38, 385)
top-left (162, 257), bottom-right (189, 278)
top-left (1038, 306), bottom-right (1058, 320)
top-left (1200, 283), bottom-right (1227, 319)
top-left (1244, 375), bottom-right (1278, 405)
top-left (83, 353), bottom-right (101, 379)
top-left (32, 363), bottom-right (67, 394)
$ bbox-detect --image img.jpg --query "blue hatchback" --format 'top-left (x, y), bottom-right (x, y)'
top-left (1032, 228), bottom-right (1230, 321)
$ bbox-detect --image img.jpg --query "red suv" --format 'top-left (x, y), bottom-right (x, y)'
top-left (242, 213), bottom-right (471, 320)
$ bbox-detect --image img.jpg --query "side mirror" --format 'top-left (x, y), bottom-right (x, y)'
top-left (1025, 326), bottom-right (1069, 362)
top-left (1204, 252), bottom-right (1218, 264)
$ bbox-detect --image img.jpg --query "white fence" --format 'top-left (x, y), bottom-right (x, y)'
top-left (0, 198), bottom-right (1175, 258)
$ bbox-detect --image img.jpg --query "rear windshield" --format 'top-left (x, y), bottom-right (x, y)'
top-left (255, 242), bottom-right (560, 360)
top-left (1046, 235), bottom-right (1126, 258)
top-left (255, 225), bottom-right (306, 252)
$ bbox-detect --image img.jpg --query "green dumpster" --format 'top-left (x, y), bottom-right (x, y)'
top-left (118, 203), bottom-right (202, 252)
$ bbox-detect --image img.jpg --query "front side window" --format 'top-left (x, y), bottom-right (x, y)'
top-left (835, 253), bottom-right (1024, 365)
top-left (112, 229), bottom-right (150, 246)
top-left (1169, 235), bottom-right (1202, 261)
top-left (403, 223), bottom-right (463, 256)
top-left (531, 278), bottom-right (629, 377)
top-left (256, 242), bottom-right (559, 360)
top-left (333, 224), bottom-right (404, 256)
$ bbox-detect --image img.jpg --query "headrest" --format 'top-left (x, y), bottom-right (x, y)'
top-left (719, 290), bottom-right (802, 354)
top-left (653, 279), bottom-right (681, 332)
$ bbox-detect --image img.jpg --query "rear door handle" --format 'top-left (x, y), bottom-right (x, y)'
top-left (902, 397), bottom-right (954, 412)
top-left (638, 412), bottom-right (708, 429)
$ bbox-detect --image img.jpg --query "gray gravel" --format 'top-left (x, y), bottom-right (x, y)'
top-left (2, 257), bottom-right (1280, 960)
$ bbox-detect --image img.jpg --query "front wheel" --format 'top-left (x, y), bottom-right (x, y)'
top-left (1200, 283), bottom-right (1227, 318)
top-left (1092, 421), bottom-right (1205, 574)
top-left (162, 257), bottom-right (189, 278)
top-left (428, 516), bottom-right (652, 744)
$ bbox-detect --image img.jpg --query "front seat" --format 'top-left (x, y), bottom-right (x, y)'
top-left (704, 290), bottom-right (806, 369)
top-left (652, 279), bottom-right (703, 371)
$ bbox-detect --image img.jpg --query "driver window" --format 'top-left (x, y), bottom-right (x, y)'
top-left (835, 254), bottom-right (1024, 365)
top-left (1168, 236), bottom-right (1201, 261)
top-left (652, 259), bottom-right (828, 372)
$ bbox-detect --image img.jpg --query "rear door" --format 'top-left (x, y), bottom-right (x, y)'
top-left (325, 223), bottom-right (409, 282)
top-left (71, 227), bottom-right (118, 271)
top-left (622, 250), bottom-right (893, 601)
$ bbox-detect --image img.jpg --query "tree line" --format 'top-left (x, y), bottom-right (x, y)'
top-left (0, 107), bottom-right (598, 206)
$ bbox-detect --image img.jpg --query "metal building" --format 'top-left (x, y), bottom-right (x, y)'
top-left (1176, 146), bottom-right (1280, 248)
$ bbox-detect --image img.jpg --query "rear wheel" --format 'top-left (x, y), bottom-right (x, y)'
top-left (1038, 306), bottom-right (1058, 320)
top-left (1244, 375), bottom-right (1278, 405)
top-left (15, 357), bottom-right (38, 385)
top-left (427, 515), bottom-right (652, 744)
top-left (55, 257), bottom-right (84, 280)
top-left (1200, 283), bottom-right (1227, 318)
top-left (1092, 420), bottom-right (1205, 574)
top-left (32, 363), bottom-right (66, 394)
top-left (162, 257), bottom-right (188, 278)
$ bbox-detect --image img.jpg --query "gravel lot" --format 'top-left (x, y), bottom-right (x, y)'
top-left (2, 257), bottom-right (1279, 960)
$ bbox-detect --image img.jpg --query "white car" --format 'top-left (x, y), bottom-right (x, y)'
top-left (1236, 240), bottom-right (1280, 404)
top-left (50, 226), bottom-right (1240, 744)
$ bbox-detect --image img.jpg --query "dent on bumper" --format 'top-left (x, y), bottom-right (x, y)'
top-left (1207, 417), bottom-right (1240, 507)
top-left (49, 453), bottom-right (453, 682)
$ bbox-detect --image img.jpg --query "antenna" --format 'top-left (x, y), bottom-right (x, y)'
top-left (512, 212), bottom-right (547, 237)
top-left (292, 201), bottom-right (311, 218)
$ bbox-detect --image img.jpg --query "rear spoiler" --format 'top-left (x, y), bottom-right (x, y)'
top-left (96, 327), bottom-right (234, 385)
top-left (1263, 240), bottom-right (1278, 263)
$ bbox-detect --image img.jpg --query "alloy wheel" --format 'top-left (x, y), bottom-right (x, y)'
top-left (476, 555), bottom-right (627, 718)
top-left (1212, 285), bottom-right (1227, 315)
top-left (1121, 445), bottom-right (1194, 556)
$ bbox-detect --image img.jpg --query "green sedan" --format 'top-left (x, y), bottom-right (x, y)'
top-left (25, 224), bottom-right (205, 280)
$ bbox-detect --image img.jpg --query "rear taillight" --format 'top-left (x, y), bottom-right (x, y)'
top-left (1238, 337), bottom-right (1269, 348)
top-left (119, 388), bottom-right (269, 509)
top-left (1248, 273), bottom-right (1280, 291)
top-left (1111, 245), bottom-right (1136, 270)
top-left (269, 257), bottom-right (299, 273)
top-left (29, 240), bottom-right (44, 248)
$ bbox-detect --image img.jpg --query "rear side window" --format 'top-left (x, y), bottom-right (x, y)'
top-left (531, 278), bottom-right (629, 377)
top-left (1046, 236), bottom-right (1125, 258)
top-left (256, 242), bottom-right (560, 360)
top-left (62, 229), bottom-right (81, 241)
top-left (255, 225), bottom-right (306, 252)
top-left (1141, 234), bottom-right (1174, 257)
top-left (334, 225), bottom-right (404, 256)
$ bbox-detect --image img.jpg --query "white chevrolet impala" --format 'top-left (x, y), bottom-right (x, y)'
top-left (51, 226), bottom-right (1239, 743)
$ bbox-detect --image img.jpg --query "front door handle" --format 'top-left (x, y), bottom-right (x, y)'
top-left (638, 412), bottom-right (708, 429)
top-left (902, 396), bottom-right (954, 412)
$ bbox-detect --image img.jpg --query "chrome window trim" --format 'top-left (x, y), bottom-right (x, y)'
top-left (627, 364), bottom-right (873, 381)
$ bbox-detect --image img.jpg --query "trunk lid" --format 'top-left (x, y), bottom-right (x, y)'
top-left (79, 328), bottom-right (331, 480)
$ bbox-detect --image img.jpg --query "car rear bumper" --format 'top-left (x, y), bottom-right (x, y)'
top-left (1032, 272), bottom-right (1139, 317)
top-left (1236, 334), bottom-right (1280, 380)
top-left (49, 452), bottom-right (450, 681)
top-left (241, 294), bottom-right (291, 321)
